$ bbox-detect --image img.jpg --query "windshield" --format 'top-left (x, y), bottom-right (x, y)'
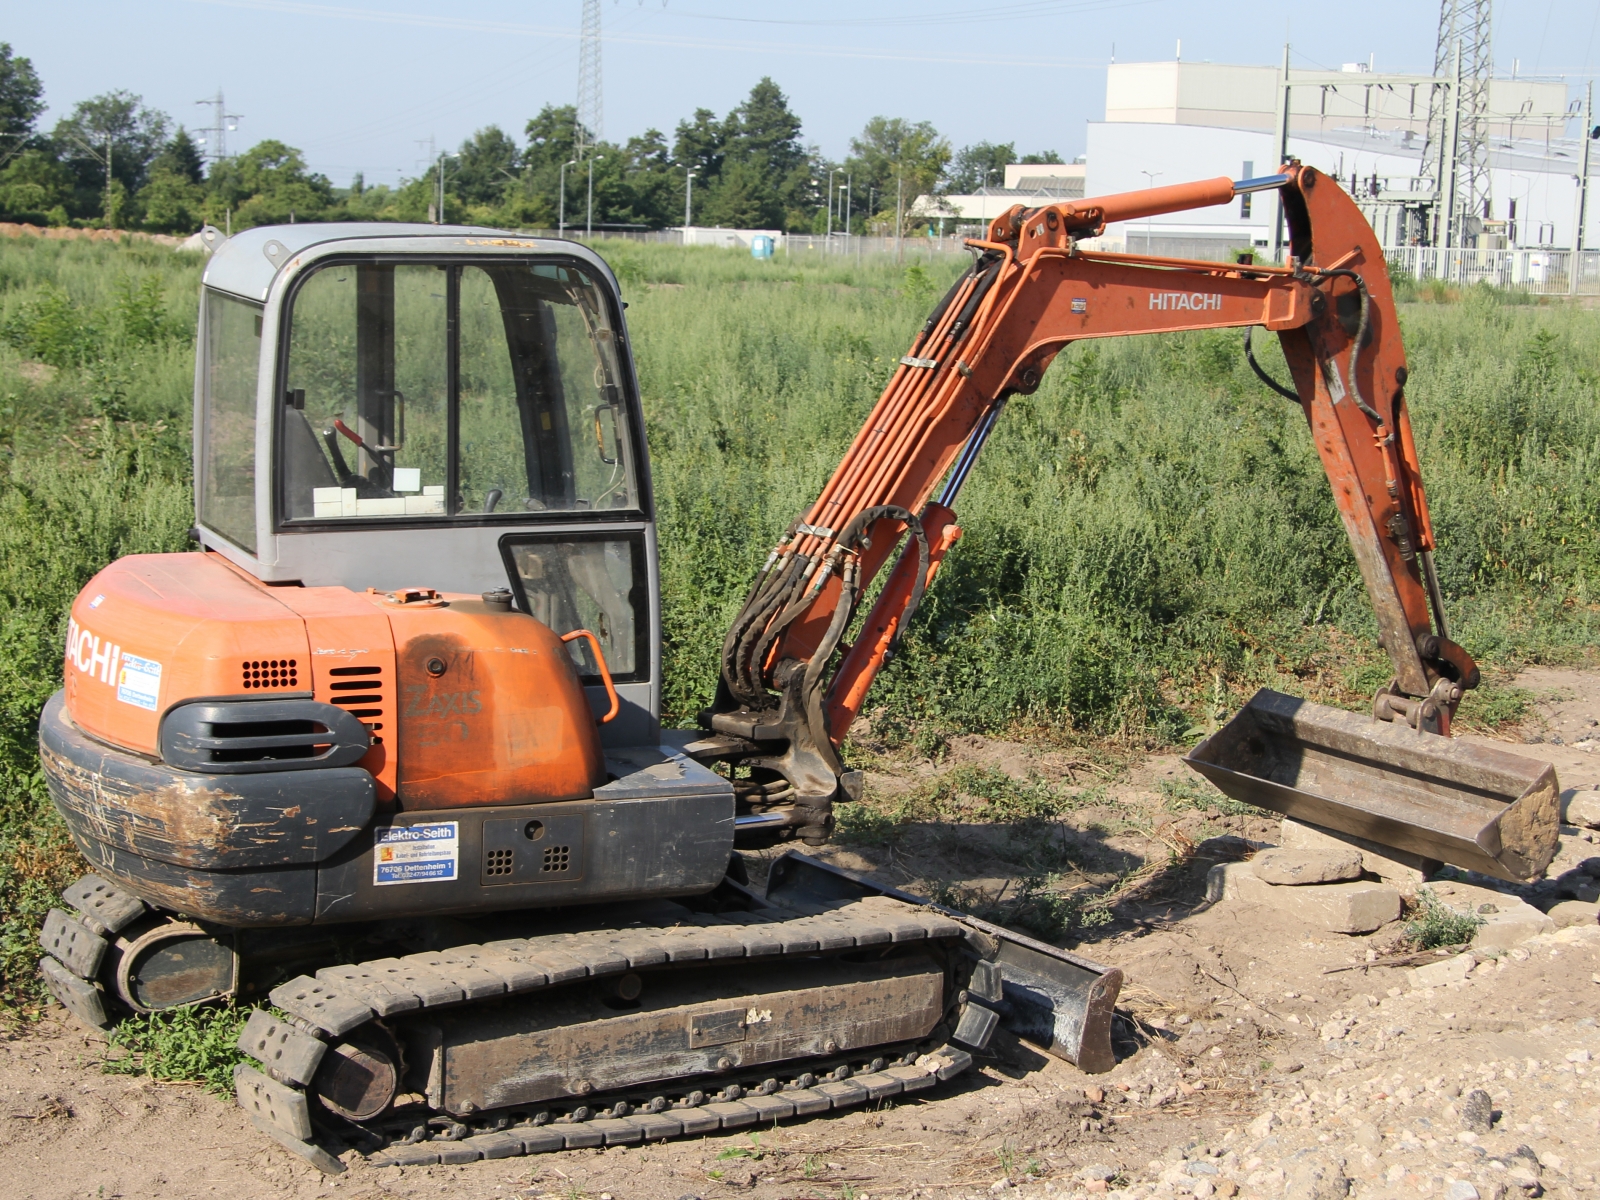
top-left (279, 258), bottom-right (636, 522)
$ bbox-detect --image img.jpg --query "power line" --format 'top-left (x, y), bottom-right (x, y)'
top-left (1418, 0), bottom-right (1493, 247)
top-left (577, 0), bottom-right (602, 155)
top-left (195, 88), bottom-right (243, 163)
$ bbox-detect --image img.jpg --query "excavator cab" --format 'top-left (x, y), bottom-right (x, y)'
top-left (44, 225), bottom-right (752, 941)
top-left (196, 225), bottom-right (656, 746)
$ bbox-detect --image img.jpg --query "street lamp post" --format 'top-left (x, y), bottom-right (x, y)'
top-left (684, 168), bottom-right (695, 231)
top-left (1140, 170), bottom-right (1164, 253)
top-left (435, 152), bottom-right (457, 225)
top-left (826, 167), bottom-right (838, 247)
top-left (558, 158), bottom-right (578, 236)
top-left (896, 171), bottom-right (904, 263)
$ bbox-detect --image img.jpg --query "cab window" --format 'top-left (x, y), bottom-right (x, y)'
top-left (501, 533), bottom-right (649, 682)
top-left (199, 291), bottom-right (262, 551)
top-left (279, 258), bottom-right (636, 523)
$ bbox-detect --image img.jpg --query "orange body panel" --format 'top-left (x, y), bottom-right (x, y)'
top-left (270, 582), bottom-right (401, 803)
top-left (385, 597), bottom-right (605, 809)
top-left (65, 554), bottom-right (310, 757)
top-left (61, 552), bottom-right (606, 810)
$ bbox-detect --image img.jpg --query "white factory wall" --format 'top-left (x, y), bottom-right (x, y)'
top-left (1103, 61), bottom-right (1570, 139)
top-left (1084, 121), bottom-right (1588, 253)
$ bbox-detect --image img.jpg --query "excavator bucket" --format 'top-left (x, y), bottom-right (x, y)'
top-left (1185, 689), bottom-right (1560, 884)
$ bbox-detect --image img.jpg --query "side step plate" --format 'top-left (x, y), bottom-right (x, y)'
top-left (1185, 688), bottom-right (1560, 883)
top-left (763, 852), bottom-right (1123, 1073)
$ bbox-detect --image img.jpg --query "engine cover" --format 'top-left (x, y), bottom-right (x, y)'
top-left (59, 551), bottom-right (607, 808)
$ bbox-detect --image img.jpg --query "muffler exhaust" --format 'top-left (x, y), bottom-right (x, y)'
top-left (1185, 689), bottom-right (1559, 884)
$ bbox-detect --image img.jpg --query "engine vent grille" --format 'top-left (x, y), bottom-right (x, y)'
top-left (326, 665), bottom-right (385, 739)
top-left (242, 659), bottom-right (299, 690)
top-left (542, 845), bottom-right (572, 873)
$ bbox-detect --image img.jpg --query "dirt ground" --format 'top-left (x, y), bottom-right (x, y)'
top-left (6, 669), bottom-right (1600, 1200)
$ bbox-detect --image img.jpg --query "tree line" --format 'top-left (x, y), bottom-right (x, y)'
top-left (0, 43), bottom-right (1062, 235)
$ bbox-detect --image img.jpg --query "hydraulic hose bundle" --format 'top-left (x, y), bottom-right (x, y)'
top-left (718, 252), bottom-right (1005, 720)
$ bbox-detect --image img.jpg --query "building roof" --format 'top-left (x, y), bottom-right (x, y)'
top-left (912, 186), bottom-right (1086, 221)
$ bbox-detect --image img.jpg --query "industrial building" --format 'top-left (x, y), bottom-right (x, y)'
top-left (1085, 58), bottom-right (1588, 260)
top-left (918, 163), bottom-right (1086, 225)
top-left (916, 46), bottom-right (1596, 287)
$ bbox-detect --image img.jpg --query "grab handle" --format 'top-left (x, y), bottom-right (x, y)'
top-left (560, 629), bottom-right (620, 724)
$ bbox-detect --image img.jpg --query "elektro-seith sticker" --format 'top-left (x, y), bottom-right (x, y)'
top-left (374, 822), bottom-right (459, 885)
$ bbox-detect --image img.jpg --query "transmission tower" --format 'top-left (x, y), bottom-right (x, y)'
top-left (1418, 0), bottom-right (1493, 246)
top-left (194, 89), bottom-right (243, 164)
top-left (576, 0), bottom-right (602, 157)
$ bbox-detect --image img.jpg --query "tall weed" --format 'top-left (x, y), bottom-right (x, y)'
top-left (0, 235), bottom-right (196, 1015)
top-left (0, 234), bottom-right (1594, 1011)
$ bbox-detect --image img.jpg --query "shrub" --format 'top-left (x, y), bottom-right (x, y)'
top-left (1405, 887), bottom-right (1486, 950)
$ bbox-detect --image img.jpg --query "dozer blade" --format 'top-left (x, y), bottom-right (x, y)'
top-left (1185, 688), bottom-right (1560, 884)
top-left (764, 852), bottom-right (1123, 1073)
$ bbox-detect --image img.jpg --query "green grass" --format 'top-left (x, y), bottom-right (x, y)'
top-left (103, 1004), bottom-right (248, 1095)
top-left (1158, 776), bottom-right (1261, 818)
top-left (0, 233), bottom-right (1596, 1023)
top-left (622, 243), bottom-right (1600, 743)
top-left (0, 235), bottom-right (196, 1019)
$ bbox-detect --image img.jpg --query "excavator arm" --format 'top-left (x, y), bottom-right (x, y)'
top-left (700, 164), bottom-right (1558, 884)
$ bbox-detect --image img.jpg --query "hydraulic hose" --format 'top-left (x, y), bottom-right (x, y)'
top-left (1243, 326), bottom-right (1301, 403)
top-left (800, 505), bottom-right (928, 752)
top-left (1297, 266), bottom-right (1380, 423)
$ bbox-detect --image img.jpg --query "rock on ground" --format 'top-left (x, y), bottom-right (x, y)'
top-left (1252, 849), bottom-right (1364, 886)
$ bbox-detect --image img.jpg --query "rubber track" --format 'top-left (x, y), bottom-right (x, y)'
top-left (245, 894), bottom-right (980, 1167)
top-left (367, 1047), bottom-right (972, 1168)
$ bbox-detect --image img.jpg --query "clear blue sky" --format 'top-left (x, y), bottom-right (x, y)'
top-left (8, 0), bottom-right (1598, 188)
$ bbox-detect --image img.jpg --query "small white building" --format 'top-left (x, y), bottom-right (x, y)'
top-left (916, 163), bottom-right (1085, 225)
top-left (676, 226), bottom-right (784, 250)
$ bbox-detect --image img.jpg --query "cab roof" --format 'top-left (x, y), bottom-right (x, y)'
top-left (200, 222), bottom-right (608, 303)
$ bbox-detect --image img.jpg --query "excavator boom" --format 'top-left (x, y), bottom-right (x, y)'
top-left (706, 164), bottom-right (1558, 883)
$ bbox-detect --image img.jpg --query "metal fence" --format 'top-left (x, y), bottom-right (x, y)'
top-left (780, 234), bottom-right (971, 260)
top-left (525, 227), bottom-right (1600, 294)
top-left (1383, 246), bottom-right (1600, 295)
top-left (517, 228), bottom-right (973, 261)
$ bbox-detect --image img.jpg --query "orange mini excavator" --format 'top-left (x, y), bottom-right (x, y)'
top-left (37, 164), bottom-right (1558, 1171)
